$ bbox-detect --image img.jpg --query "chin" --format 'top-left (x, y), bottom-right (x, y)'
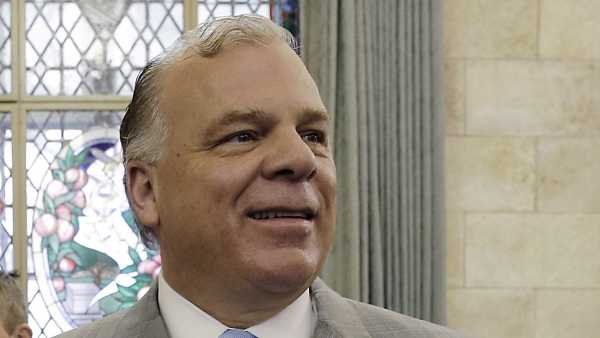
top-left (249, 249), bottom-right (322, 294)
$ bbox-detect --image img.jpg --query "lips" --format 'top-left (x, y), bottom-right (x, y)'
top-left (247, 208), bottom-right (316, 221)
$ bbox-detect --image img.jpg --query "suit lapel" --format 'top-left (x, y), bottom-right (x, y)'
top-left (310, 278), bottom-right (371, 338)
top-left (119, 281), bottom-right (170, 338)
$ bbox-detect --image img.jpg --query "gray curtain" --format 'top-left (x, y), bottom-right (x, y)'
top-left (301, 0), bottom-right (446, 324)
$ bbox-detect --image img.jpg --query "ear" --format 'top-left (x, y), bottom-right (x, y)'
top-left (12, 324), bottom-right (32, 338)
top-left (126, 161), bottom-right (160, 228)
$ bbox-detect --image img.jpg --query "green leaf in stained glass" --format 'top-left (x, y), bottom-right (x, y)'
top-left (57, 158), bottom-right (67, 171)
top-left (127, 247), bottom-right (141, 264)
top-left (63, 275), bottom-right (95, 284)
top-left (52, 169), bottom-right (65, 182)
top-left (69, 241), bottom-right (119, 273)
top-left (48, 235), bottom-right (60, 255)
top-left (43, 192), bottom-right (56, 213)
top-left (75, 149), bottom-right (89, 164)
top-left (71, 206), bottom-right (84, 216)
top-left (121, 209), bottom-right (138, 236)
top-left (70, 214), bottom-right (80, 232)
top-left (99, 294), bottom-right (122, 314)
top-left (121, 264), bottom-right (137, 274)
top-left (65, 147), bottom-right (75, 167)
top-left (135, 274), bottom-right (152, 285)
top-left (53, 191), bottom-right (76, 206)
top-left (117, 285), bottom-right (137, 300)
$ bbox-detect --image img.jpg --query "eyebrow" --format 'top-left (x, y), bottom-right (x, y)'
top-left (297, 108), bottom-right (330, 125)
top-left (207, 108), bottom-right (273, 130)
top-left (204, 107), bottom-right (330, 136)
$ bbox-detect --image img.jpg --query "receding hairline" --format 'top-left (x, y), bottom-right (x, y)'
top-left (154, 38), bottom-right (304, 121)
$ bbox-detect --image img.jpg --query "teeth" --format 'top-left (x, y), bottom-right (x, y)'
top-left (250, 211), bottom-right (309, 220)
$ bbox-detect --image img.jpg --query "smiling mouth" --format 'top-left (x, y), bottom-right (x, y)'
top-left (247, 209), bottom-right (316, 221)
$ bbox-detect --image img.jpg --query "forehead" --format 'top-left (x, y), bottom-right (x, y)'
top-left (158, 41), bottom-right (326, 126)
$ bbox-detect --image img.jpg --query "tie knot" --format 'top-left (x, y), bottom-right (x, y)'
top-left (219, 329), bottom-right (257, 338)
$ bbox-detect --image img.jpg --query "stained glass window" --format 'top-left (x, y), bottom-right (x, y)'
top-left (25, 0), bottom-right (184, 96)
top-left (26, 111), bottom-right (160, 337)
top-left (197, 0), bottom-right (270, 23)
top-left (271, 0), bottom-right (299, 41)
top-left (0, 112), bottom-right (12, 271)
top-left (0, 0), bottom-right (11, 94)
top-left (197, 0), bottom-right (299, 41)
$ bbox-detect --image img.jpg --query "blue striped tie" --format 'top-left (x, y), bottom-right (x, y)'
top-left (218, 329), bottom-right (257, 338)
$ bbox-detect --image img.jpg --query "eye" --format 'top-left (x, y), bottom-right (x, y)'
top-left (302, 131), bottom-right (326, 144)
top-left (225, 131), bottom-right (258, 144)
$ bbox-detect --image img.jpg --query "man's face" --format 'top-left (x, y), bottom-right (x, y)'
top-left (150, 41), bottom-right (336, 296)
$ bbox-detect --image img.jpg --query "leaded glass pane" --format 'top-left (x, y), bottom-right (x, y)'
top-left (26, 111), bottom-right (159, 337)
top-left (0, 0), bottom-right (11, 94)
top-left (196, 1), bottom-right (300, 42)
top-left (0, 113), bottom-right (12, 272)
top-left (198, 0), bottom-right (270, 23)
top-left (25, 0), bottom-right (183, 96)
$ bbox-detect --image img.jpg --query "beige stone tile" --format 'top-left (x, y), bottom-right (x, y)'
top-left (543, 215), bottom-right (600, 287)
top-left (465, 0), bottom-right (538, 58)
top-left (447, 288), bottom-right (535, 338)
top-left (538, 138), bottom-right (600, 212)
top-left (445, 137), bottom-right (535, 211)
top-left (537, 289), bottom-right (600, 338)
top-left (443, 0), bottom-right (466, 58)
top-left (540, 0), bottom-right (600, 59)
top-left (466, 61), bottom-right (600, 136)
top-left (444, 59), bottom-right (465, 136)
top-left (465, 213), bottom-right (600, 287)
top-left (465, 213), bottom-right (544, 287)
top-left (446, 212), bottom-right (464, 287)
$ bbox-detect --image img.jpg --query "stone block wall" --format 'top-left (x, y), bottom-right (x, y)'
top-left (443, 1), bottom-right (600, 337)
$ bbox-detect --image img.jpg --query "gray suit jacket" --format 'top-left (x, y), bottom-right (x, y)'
top-left (56, 278), bottom-right (465, 338)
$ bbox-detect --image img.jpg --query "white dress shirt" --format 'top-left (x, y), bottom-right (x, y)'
top-left (158, 274), bottom-right (316, 338)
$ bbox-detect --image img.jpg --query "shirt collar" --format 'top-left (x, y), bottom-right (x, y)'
top-left (158, 274), bottom-right (316, 338)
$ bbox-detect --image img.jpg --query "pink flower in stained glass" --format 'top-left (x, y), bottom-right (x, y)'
top-left (71, 190), bottom-right (86, 208)
top-left (46, 180), bottom-right (69, 198)
top-left (57, 219), bottom-right (75, 242)
top-left (65, 168), bottom-right (88, 189)
top-left (137, 259), bottom-right (160, 275)
top-left (34, 213), bottom-right (58, 237)
top-left (52, 277), bottom-right (65, 292)
top-left (58, 257), bottom-right (76, 273)
top-left (56, 204), bottom-right (72, 220)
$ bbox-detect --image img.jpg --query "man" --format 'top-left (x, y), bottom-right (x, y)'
top-left (0, 271), bottom-right (32, 338)
top-left (59, 15), bottom-right (465, 338)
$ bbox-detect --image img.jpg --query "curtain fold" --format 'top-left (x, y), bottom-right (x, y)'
top-left (301, 0), bottom-right (446, 324)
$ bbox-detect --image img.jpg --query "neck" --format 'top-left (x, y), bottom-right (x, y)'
top-left (162, 269), bottom-right (309, 329)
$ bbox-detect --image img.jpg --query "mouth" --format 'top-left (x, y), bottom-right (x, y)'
top-left (247, 208), bottom-right (316, 221)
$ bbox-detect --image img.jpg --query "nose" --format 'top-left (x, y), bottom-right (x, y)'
top-left (261, 130), bottom-right (317, 182)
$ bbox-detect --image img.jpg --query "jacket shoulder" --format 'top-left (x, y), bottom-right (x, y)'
top-left (54, 309), bottom-right (130, 338)
top-left (345, 298), bottom-right (466, 338)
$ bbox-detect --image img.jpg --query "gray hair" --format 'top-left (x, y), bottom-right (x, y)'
top-left (0, 271), bottom-right (27, 334)
top-left (120, 15), bottom-right (299, 248)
